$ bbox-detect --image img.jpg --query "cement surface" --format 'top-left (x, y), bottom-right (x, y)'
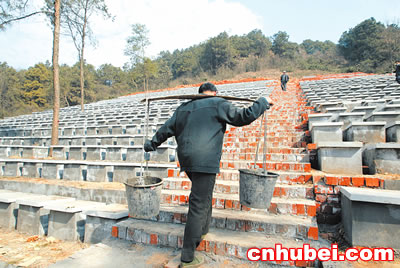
top-left (48, 238), bottom-right (265, 268)
top-left (341, 186), bottom-right (400, 205)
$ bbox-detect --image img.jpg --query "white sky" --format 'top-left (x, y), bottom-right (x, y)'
top-left (0, 0), bottom-right (399, 70)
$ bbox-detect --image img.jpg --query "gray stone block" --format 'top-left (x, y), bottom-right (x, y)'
top-left (363, 143), bottom-right (400, 174)
top-left (105, 147), bottom-right (122, 161)
top-left (46, 200), bottom-right (103, 241)
top-left (365, 111), bottom-right (400, 123)
top-left (341, 187), bottom-right (400, 249)
top-left (111, 126), bottom-right (123, 135)
top-left (22, 162), bottom-right (38, 177)
top-left (113, 166), bottom-right (135, 183)
top-left (311, 123), bottom-right (343, 143)
top-left (4, 162), bottom-right (19, 177)
top-left (52, 147), bottom-right (67, 160)
top-left (69, 147), bottom-right (84, 160)
top-left (308, 113), bottom-right (334, 130)
top-left (87, 165), bottom-right (107, 182)
top-left (97, 126), bottom-right (110, 135)
top-left (41, 163), bottom-right (58, 179)
top-left (0, 201), bottom-right (18, 229)
top-left (48, 210), bottom-right (86, 241)
top-left (343, 122), bottom-right (386, 143)
top-left (317, 142), bottom-right (363, 175)
top-left (63, 164), bottom-right (83, 181)
top-left (83, 204), bottom-right (128, 243)
top-left (86, 147), bottom-right (103, 161)
top-left (16, 204), bottom-right (48, 236)
top-left (386, 121), bottom-right (400, 142)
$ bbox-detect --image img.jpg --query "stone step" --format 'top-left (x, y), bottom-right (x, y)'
top-left (112, 218), bottom-right (324, 266)
top-left (152, 205), bottom-right (318, 241)
top-left (160, 189), bottom-right (317, 218)
top-left (162, 178), bottom-right (314, 199)
top-left (221, 153), bottom-right (309, 163)
top-left (218, 160), bottom-right (311, 172)
top-left (168, 168), bottom-right (313, 185)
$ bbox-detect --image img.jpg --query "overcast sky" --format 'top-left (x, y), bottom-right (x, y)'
top-left (1, 0), bottom-right (399, 70)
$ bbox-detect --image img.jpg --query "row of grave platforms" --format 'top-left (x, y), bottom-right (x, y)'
top-left (301, 74), bottom-right (400, 175)
top-left (301, 73), bottom-right (400, 255)
top-left (0, 80), bottom-right (332, 267)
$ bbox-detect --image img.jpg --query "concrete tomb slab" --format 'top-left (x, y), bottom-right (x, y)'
top-left (343, 122), bottom-right (386, 143)
top-left (16, 195), bottom-right (75, 236)
top-left (86, 165), bottom-right (107, 182)
top-left (83, 204), bottom-right (129, 243)
top-left (308, 113), bottom-right (333, 130)
top-left (341, 187), bottom-right (400, 249)
top-left (41, 162), bottom-right (59, 179)
top-left (63, 164), bottom-right (84, 181)
top-left (365, 111), bottom-right (400, 123)
top-left (22, 162), bottom-right (38, 177)
top-left (45, 200), bottom-right (105, 241)
top-left (386, 121), bottom-right (400, 142)
top-left (3, 162), bottom-right (20, 177)
top-left (363, 143), bottom-right (400, 174)
top-left (86, 147), bottom-right (104, 161)
top-left (335, 112), bottom-right (365, 128)
top-left (0, 191), bottom-right (30, 229)
top-left (68, 146), bottom-right (84, 160)
top-left (310, 122), bottom-right (343, 143)
top-left (317, 142), bottom-right (363, 175)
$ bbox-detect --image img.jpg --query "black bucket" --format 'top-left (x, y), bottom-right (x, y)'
top-left (124, 176), bottom-right (163, 219)
top-left (239, 169), bottom-right (279, 209)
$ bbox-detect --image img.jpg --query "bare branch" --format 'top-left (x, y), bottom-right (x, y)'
top-left (1, 10), bottom-right (47, 29)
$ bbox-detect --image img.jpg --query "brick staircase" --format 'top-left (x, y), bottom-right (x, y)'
top-left (112, 81), bottom-right (329, 267)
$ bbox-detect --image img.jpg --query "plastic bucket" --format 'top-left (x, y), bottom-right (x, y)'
top-left (124, 176), bottom-right (163, 219)
top-left (239, 169), bottom-right (279, 209)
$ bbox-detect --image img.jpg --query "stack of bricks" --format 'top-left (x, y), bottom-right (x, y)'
top-left (313, 173), bottom-right (383, 224)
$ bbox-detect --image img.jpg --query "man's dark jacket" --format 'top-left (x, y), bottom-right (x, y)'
top-left (281, 74), bottom-right (289, 83)
top-left (146, 96), bottom-right (269, 173)
top-left (396, 64), bottom-right (400, 82)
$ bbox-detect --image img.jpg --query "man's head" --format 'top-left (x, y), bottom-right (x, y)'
top-left (199, 82), bottom-right (218, 96)
top-left (283, 71), bottom-right (286, 74)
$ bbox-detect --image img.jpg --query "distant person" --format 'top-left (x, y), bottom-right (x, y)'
top-left (144, 82), bottom-right (273, 267)
top-left (395, 61), bottom-right (400, 84)
top-left (280, 71), bottom-right (289, 91)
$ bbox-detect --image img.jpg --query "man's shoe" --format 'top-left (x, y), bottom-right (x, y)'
top-left (180, 255), bottom-right (205, 268)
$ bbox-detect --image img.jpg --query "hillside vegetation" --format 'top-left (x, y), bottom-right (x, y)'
top-left (1, 17), bottom-right (399, 118)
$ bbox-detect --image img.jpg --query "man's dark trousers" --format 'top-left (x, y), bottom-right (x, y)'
top-left (281, 82), bottom-right (287, 91)
top-left (181, 172), bottom-right (216, 263)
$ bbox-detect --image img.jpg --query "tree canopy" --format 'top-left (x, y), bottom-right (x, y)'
top-left (1, 17), bottom-right (399, 119)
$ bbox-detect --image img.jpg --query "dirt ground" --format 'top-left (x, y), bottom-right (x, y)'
top-left (0, 228), bottom-right (261, 268)
top-left (0, 227), bottom-right (88, 267)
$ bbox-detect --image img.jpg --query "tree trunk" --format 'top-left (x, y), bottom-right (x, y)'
top-left (49, 0), bottom-right (61, 157)
top-left (80, 0), bottom-right (88, 112)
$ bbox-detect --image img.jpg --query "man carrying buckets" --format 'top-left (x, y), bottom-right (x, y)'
top-left (144, 82), bottom-right (272, 267)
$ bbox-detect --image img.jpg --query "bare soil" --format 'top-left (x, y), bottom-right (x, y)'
top-left (0, 227), bottom-right (88, 267)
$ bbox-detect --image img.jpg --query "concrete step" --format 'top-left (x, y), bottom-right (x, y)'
top-left (221, 146), bottom-right (306, 155)
top-left (163, 178), bottom-right (314, 199)
top-left (112, 218), bottom-right (325, 266)
top-left (168, 168), bottom-right (313, 185)
top-left (152, 205), bottom-right (318, 241)
top-left (218, 160), bottom-right (311, 172)
top-left (160, 189), bottom-right (317, 218)
top-left (221, 152), bottom-right (309, 163)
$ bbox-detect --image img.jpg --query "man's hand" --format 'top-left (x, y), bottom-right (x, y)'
top-left (144, 139), bottom-right (155, 152)
top-left (266, 97), bottom-right (274, 106)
